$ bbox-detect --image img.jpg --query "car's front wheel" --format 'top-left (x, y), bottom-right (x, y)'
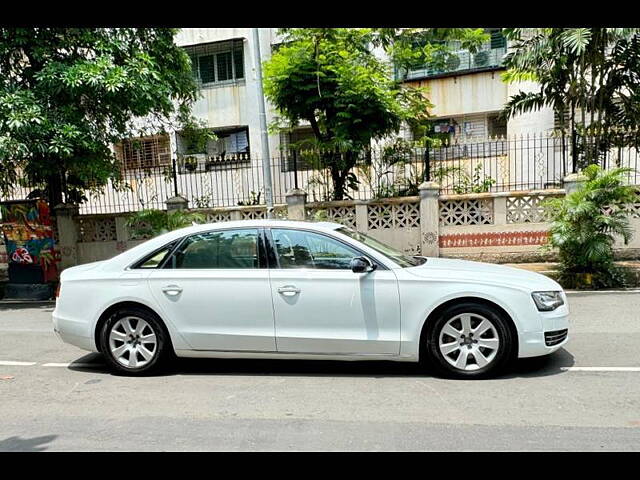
top-left (99, 307), bottom-right (170, 375)
top-left (424, 302), bottom-right (515, 379)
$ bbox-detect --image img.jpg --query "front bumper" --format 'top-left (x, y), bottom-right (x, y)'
top-left (518, 306), bottom-right (569, 358)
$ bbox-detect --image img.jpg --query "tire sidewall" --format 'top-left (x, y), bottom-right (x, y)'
top-left (424, 302), bottom-right (514, 379)
top-left (99, 308), bottom-right (169, 376)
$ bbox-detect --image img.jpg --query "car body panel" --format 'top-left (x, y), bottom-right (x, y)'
top-left (147, 268), bottom-right (276, 351)
top-left (52, 219), bottom-right (569, 364)
top-left (269, 267), bottom-right (401, 355)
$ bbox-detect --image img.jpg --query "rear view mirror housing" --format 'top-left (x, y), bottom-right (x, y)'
top-left (350, 256), bottom-right (376, 273)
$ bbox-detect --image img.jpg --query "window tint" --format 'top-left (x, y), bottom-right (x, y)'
top-left (271, 229), bottom-right (360, 270)
top-left (133, 242), bottom-right (176, 269)
top-left (169, 229), bottom-right (260, 269)
top-left (337, 227), bottom-right (426, 267)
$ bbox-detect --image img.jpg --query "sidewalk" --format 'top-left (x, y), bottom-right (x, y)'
top-left (505, 260), bottom-right (640, 288)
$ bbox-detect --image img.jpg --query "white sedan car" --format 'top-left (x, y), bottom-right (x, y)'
top-left (53, 219), bottom-right (569, 378)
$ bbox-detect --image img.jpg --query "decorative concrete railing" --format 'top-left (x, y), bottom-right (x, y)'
top-left (437, 190), bottom-right (565, 261)
top-left (43, 176), bottom-right (640, 271)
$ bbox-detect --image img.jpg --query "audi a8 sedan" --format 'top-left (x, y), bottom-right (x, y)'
top-left (53, 219), bottom-right (569, 378)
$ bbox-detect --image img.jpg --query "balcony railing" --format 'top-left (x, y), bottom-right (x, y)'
top-left (396, 44), bottom-right (507, 81)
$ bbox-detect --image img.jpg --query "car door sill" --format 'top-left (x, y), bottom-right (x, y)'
top-left (175, 349), bottom-right (402, 360)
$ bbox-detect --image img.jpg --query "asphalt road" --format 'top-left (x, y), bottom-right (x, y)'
top-left (1, 291), bottom-right (640, 451)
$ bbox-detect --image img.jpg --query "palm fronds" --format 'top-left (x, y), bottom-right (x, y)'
top-left (544, 165), bottom-right (636, 288)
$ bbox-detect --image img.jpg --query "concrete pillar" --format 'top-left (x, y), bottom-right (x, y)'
top-left (115, 216), bottom-right (129, 242)
top-left (419, 181), bottom-right (441, 257)
top-left (355, 202), bottom-right (368, 232)
top-left (493, 194), bottom-right (508, 226)
top-left (563, 172), bottom-right (587, 195)
top-left (166, 195), bottom-right (189, 211)
top-left (285, 188), bottom-right (307, 221)
top-left (54, 203), bottom-right (80, 271)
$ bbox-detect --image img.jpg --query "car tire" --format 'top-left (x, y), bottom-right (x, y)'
top-left (99, 307), bottom-right (171, 376)
top-left (422, 302), bottom-right (515, 379)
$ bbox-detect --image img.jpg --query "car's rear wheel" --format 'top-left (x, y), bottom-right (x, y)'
top-left (423, 302), bottom-right (515, 379)
top-left (99, 307), bottom-right (169, 375)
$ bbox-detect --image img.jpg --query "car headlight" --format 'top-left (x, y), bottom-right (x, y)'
top-left (531, 291), bottom-right (564, 311)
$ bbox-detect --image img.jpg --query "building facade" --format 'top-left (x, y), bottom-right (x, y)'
top-left (108, 28), bottom-right (562, 214)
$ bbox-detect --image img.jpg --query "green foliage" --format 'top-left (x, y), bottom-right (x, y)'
top-left (126, 209), bottom-right (206, 238)
top-left (264, 28), bottom-right (450, 200)
top-left (0, 28), bottom-right (200, 206)
top-left (376, 28), bottom-right (489, 76)
top-left (452, 163), bottom-right (496, 194)
top-left (365, 139), bottom-right (427, 199)
top-left (543, 164), bottom-right (637, 288)
top-left (502, 28), bottom-right (640, 165)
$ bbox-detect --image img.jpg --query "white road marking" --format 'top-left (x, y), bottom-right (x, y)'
top-left (0, 360), bottom-right (37, 366)
top-left (561, 366), bottom-right (640, 372)
top-left (41, 362), bottom-right (98, 368)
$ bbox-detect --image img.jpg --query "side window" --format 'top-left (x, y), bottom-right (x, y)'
top-left (271, 229), bottom-right (360, 270)
top-left (132, 242), bottom-right (176, 269)
top-left (168, 229), bottom-right (260, 269)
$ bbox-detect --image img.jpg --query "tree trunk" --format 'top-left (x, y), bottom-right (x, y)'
top-left (46, 172), bottom-right (64, 210)
top-left (330, 166), bottom-right (346, 201)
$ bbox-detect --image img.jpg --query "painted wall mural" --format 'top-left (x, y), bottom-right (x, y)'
top-left (0, 199), bottom-right (59, 283)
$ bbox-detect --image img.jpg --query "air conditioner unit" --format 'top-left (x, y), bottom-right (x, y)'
top-left (474, 51), bottom-right (490, 68)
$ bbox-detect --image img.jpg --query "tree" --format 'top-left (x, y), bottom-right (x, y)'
top-left (543, 164), bottom-right (636, 288)
top-left (263, 28), bottom-right (486, 200)
top-left (0, 28), bottom-right (201, 208)
top-left (501, 28), bottom-right (640, 169)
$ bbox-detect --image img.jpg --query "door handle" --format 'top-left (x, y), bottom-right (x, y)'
top-left (277, 285), bottom-right (301, 296)
top-left (162, 285), bottom-right (183, 296)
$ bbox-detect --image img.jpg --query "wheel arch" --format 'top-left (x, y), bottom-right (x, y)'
top-left (94, 301), bottom-right (173, 353)
top-left (418, 296), bottom-right (519, 361)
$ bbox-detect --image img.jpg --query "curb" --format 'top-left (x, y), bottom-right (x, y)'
top-left (0, 299), bottom-right (55, 309)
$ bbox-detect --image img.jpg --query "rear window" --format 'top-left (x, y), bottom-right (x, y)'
top-left (166, 229), bottom-right (261, 269)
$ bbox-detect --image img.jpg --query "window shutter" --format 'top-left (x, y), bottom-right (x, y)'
top-left (217, 52), bottom-right (233, 81)
top-left (490, 30), bottom-right (506, 49)
top-left (199, 55), bottom-right (216, 84)
top-left (233, 42), bottom-right (244, 79)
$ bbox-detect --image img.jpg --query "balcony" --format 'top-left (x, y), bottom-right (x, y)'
top-left (396, 43), bottom-right (507, 82)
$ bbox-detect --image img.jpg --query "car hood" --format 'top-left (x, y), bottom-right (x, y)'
top-left (405, 257), bottom-right (561, 292)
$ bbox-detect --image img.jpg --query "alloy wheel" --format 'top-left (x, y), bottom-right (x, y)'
top-left (438, 313), bottom-right (500, 371)
top-left (108, 316), bottom-right (158, 369)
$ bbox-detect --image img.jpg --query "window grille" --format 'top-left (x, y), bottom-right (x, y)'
top-left (185, 39), bottom-right (245, 87)
top-left (115, 135), bottom-right (171, 171)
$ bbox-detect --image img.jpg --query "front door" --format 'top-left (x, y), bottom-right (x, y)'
top-left (267, 228), bottom-right (400, 355)
top-left (147, 228), bottom-right (276, 351)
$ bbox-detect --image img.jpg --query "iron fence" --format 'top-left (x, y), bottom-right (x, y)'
top-left (2, 132), bottom-right (640, 215)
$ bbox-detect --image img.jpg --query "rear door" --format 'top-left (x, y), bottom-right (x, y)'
top-left (147, 227), bottom-right (276, 351)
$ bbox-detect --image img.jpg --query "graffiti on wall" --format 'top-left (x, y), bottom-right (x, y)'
top-left (0, 200), bottom-right (59, 282)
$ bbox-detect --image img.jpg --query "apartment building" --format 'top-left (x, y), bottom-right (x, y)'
top-left (109, 28), bottom-right (562, 213)
top-left (397, 28), bottom-right (555, 141)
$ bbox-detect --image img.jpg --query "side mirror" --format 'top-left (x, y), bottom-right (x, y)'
top-left (350, 256), bottom-right (376, 273)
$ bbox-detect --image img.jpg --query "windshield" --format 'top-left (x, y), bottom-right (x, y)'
top-left (336, 227), bottom-right (427, 267)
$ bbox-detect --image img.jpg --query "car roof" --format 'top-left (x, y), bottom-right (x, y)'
top-left (180, 219), bottom-right (344, 235)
